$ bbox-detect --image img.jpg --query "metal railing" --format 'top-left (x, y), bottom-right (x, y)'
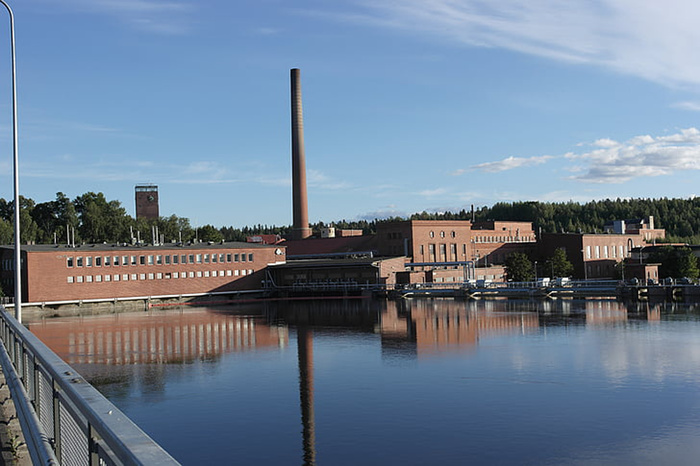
top-left (0, 305), bottom-right (180, 465)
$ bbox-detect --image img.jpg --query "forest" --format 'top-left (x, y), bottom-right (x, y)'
top-left (0, 193), bottom-right (698, 245)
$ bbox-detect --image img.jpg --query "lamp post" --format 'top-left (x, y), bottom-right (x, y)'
top-left (0, 0), bottom-right (20, 322)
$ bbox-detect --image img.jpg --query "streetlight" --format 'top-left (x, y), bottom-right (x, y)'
top-left (0, 1), bottom-right (21, 322)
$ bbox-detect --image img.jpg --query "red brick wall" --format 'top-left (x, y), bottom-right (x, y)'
top-left (21, 245), bottom-right (281, 303)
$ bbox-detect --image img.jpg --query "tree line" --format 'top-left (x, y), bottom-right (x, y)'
top-left (1, 194), bottom-right (699, 246)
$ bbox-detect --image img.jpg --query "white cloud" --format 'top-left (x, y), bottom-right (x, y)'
top-left (465, 155), bottom-right (554, 173)
top-left (569, 128), bottom-right (700, 183)
top-left (60, 0), bottom-right (193, 34)
top-left (672, 101), bottom-right (700, 112)
top-left (350, 0), bottom-right (700, 89)
top-left (307, 169), bottom-right (352, 190)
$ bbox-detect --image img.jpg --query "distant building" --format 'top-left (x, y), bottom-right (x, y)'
top-left (539, 232), bottom-right (655, 279)
top-left (604, 216), bottom-right (665, 242)
top-left (135, 185), bottom-right (159, 220)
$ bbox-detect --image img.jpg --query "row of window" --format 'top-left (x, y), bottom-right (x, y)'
top-left (67, 268), bottom-right (256, 284)
top-left (585, 244), bottom-right (630, 260)
top-left (472, 236), bottom-right (535, 243)
top-left (66, 252), bottom-right (254, 268)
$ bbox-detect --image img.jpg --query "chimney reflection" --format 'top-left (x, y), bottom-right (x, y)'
top-left (297, 326), bottom-right (316, 466)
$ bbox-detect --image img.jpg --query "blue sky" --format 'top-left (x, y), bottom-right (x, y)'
top-left (0, 0), bottom-right (699, 228)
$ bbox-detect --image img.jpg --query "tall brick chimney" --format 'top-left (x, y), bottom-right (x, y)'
top-left (291, 68), bottom-right (312, 240)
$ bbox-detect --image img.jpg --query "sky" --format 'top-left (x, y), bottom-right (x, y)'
top-left (0, 0), bottom-right (699, 228)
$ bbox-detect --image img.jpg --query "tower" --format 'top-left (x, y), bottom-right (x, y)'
top-left (290, 68), bottom-right (312, 240)
top-left (135, 184), bottom-right (159, 219)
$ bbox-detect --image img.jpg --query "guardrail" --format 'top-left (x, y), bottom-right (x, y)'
top-left (0, 305), bottom-right (180, 465)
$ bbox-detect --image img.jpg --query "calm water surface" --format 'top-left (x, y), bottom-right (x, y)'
top-left (27, 299), bottom-right (700, 465)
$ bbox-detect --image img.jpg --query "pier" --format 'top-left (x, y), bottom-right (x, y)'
top-left (389, 279), bottom-right (700, 300)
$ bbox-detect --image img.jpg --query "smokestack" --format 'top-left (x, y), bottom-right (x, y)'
top-left (291, 68), bottom-right (312, 240)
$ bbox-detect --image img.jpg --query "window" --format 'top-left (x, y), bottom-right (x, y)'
top-left (95, 275), bottom-right (102, 282)
top-left (86, 256), bottom-right (93, 267)
top-left (139, 274), bottom-right (146, 280)
top-left (248, 269), bottom-right (253, 275)
top-left (595, 246), bottom-right (600, 259)
top-left (586, 246), bottom-right (591, 259)
top-left (235, 270), bottom-right (240, 276)
top-left (104, 256), bottom-right (111, 266)
top-left (156, 255), bottom-right (162, 265)
top-left (212, 271), bottom-right (217, 277)
top-left (67, 257), bottom-right (74, 267)
top-left (241, 254), bottom-right (247, 262)
top-left (226, 270), bottom-right (232, 276)
top-left (165, 273), bottom-right (171, 279)
top-left (188, 254), bottom-right (194, 264)
top-left (219, 254), bottom-right (225, 263)
top-left (86, 275), bottom-right (93, 283)
top-left (67, 276), bottom-right (74, 283)
top-left (234, 254), bottom-right (239, 262)
top-left (147, 255), bottom-right (154, 265)
top-left (181, 254), bottom-right (187, 264)
top-left (139, 256), bottom-right (146, 265)
top-left (148, 273), bottom-right (154, 280)
top-left (451, 231), bottom-right (456, 238)
top-left (156, 273), bottom-right (162, 279)
top-left (196, 254), bottom-right (202, 264)
top-left (124, 274), bottom-right (130, 281)
top-left (114, 274), bottom-right (120, 281)
top-left (248, 253), bottom-right (254, 262)
top-left (104, 274), bottom-right (110, 282)
top-left (196, 271), bottom-right (202, 277)
top-left (173, 255), bottom-right (178, 264)
top-left (95, 256), bottom-right (101, 267)
top-left (173, 272), bottom-right (179, 279)
top-left (440, 231), bottom-right (445, 238)
top-left (77, 257), bottom-right (83, 267)
top-left (204, 254), bottom-right (209, 263)
top-left (76, 276), bottom-right (84, 283)
top-left (189, 271), bottom-right (194, 278)
top-left (212, 254), bottom-right (217, 263)
top-left (604, 246), bottom-right (609, 258)
top-left (114, 256), bottom-right (120, 266)
top-left (204, 271), bottom-right (210, 277)
top-left (429, 231), bottom-right (435, 238)
top-left (240, 270), bottom-right (246, 276)
top-left (226, 254), bottom-right (232, 262)
top-left (165, 255), bottom-right (170, 265)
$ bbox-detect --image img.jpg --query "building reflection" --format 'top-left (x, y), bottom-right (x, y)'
top-left (380, 299), bottom-right (540, 358)
top-left (27, 307), bottom-right (287, 365)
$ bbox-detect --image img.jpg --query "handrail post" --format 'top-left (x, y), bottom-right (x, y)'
top-left (0, 0), bottom-right (21, 322)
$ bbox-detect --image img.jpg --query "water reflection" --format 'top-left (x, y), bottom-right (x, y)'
top-left (28, 306), bottom-right (288, 365)
top-left (24, 299), bottom-right (700, 465)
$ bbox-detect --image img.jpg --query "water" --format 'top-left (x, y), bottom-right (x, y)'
top-left (26, 298), bottom-right (700, 465)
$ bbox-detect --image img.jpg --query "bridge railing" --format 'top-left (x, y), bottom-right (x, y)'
top-left (0, 305), bottom-right (180, 465)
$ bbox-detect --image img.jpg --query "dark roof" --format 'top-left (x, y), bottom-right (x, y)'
top-left (0, 241), bottom-right (281, 253)
top-left (269, 257), bottom-right (394, 269)
top-left (284, 235), bottom-right (378, 257)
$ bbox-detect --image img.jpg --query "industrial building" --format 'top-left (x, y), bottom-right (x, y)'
top-left (0, 242), bottom-right (285, 304)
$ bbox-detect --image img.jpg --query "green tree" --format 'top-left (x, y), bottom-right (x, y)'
top-left (546, 248), bottom-right (574, 278)
top-left (0, 218), bottom-right (12, 244)
top-left (505, 252), bottom-right (534, 282)
top-left (197, 224), bottom-right (224, 243)
top-left (648, 246), bottom-right (699, 279)
top-left (74, 192), bottom-right (130, 243)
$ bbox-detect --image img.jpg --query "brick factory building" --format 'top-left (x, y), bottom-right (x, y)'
top-left (0, 242), bottom-right (285, 304)
top-left (375, 219), bottom-right (536, 265)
